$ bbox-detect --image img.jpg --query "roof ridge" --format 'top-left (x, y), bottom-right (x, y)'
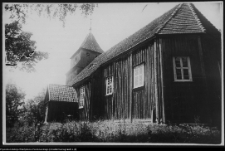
top-left (155, 3), bottom-right (182, 34)
top-left (187, 3), bottom-right (205, 32)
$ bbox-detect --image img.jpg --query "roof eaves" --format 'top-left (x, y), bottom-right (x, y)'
top-left (155, 3), bottom-right (182, 34)
top-left (157, 32), bottom-right (206, 35)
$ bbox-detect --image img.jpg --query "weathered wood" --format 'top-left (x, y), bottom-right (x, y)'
top-left (154, 40), bottom-right (158, 123)
top-left (150, 46), bottom-right (154, 122)
top-left (90, 41), bottom-right (166, 122)
top-left (159, 38), bottom-right (166, 123)
top-left (159, 35), bottom-right (210, 123)
top-left (129, 54), bottom-right (133, 122)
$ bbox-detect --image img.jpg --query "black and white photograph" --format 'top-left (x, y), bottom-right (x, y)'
top-left (3, 2), bottom-right (223, 146)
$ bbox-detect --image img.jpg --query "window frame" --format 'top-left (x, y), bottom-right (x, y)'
top-left (106, 76), bottom-right (114, 96)
top-left (133, 63), bottom-right (145, 89)
top-left (79, 86), bottom-right (85, 109)
top-left (173, 57), bottom-right (192, 82)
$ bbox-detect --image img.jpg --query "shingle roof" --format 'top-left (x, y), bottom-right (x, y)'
top-left (80, 32), bottom-right (104, 53)
top-left (70, 32), bottom-right (104, 59)
top-left (47, 84), bottom-right (78, 102)
top-left (67, 3), bottom-right (220, 86)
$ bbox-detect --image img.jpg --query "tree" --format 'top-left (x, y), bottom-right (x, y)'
top-left (6, 83), bottom-right (26, 127)
top-left (22, 88), bottom-right (47, 126)
top-left (4, 3), bottom-right (97, 72)
top-left (21, 89), bottom-right (47, 141)
top-left (5, 20), bottom-right (48, 72)
top-left (4, 3), bottom-right (97, 25)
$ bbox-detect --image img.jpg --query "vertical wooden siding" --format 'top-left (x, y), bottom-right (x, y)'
top-left (161, 35), bottom-right (208, 123)
top-left (77, 82), bottom-right (92, 121)
top-left (200, 34), bottom-right (221, 126)
top-left (103, 42), bottom-right (164, 122)
top-left (47, 101), bottom-right (78, 122)
top-left (91, 71), bottom-right (105, 120)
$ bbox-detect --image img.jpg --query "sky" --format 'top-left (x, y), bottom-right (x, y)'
top-left (3, 2), bottom-right (223, 101)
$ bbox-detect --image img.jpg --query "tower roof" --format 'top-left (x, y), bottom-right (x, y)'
top-left (70, 32), bottom-right (104, 59)
top-left (67, 3), bottom-right (220, 86)
top-left (80, 32), bottom-right (104, 53)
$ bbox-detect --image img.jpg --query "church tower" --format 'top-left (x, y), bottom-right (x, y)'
top-left (66, 32), bottom-right (103, 85)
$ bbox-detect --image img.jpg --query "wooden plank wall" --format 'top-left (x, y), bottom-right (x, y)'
top-left (161, 35), bottom-right (208, 123)
top-left (47, 101), bottom-right (78, 122)
top-left (91, 71), bottom-right (105, 120)
top-left (102, 42), bottom-right (163, 122)
top-left (77, 82), bottom-right (92, 121)
top-left (103, 56), bottom-right (131, 120)
top-left (200, 34), bottom-right (221, 126)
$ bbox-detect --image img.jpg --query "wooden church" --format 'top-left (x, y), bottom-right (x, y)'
top-left (45, 3), bottom-right (221, 125)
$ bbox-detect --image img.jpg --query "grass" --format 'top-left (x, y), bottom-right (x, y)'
top-left (6, 120), bottom-right (221, 144)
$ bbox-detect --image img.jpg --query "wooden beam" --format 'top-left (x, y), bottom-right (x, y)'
top-left (154, 40), bottom-right (159, 124)
top-left (130, 54), bottom-right (133, 123)
top-left (159, 38), bottom-right (166, 123)
top-left (197, 35), bottom-right (211, 118)
top-left (198, 36), bottom-right (206, 78)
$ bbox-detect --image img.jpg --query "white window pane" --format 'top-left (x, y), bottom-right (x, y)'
top-left (139, 75), bottom-right (143, 86)
top-left (182, 57), bottom-right (188, 67)
top-left (139, 66), bottom-right (142, 74)
top-left (134, 68), bottom-right (137, 76)
top-left (183, 69), bottom-right (189, 79)
top-left (176, 69), bottom-right (182, 79)
top-left (175, 57), bottom-right (181, 67)
top-left (108, 78), bottom-right (110, 84)
top-left (133, 64), bottom-right (144, 88)
top-left (106, 76), bottom-right (113, 95)
top-left (135, 77), bottom-right (138, 87)
top-left (134, 77), bottom-right (136, 87)
top-left (174, 57), bottom-right (192, 81)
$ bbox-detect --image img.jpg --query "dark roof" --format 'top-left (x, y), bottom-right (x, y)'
top-left (47, 84), bottom-right (78, 102)
top-left (67, 3), bottom-right (220, 86)
top-left (70, 32), bottom-right (104, 59)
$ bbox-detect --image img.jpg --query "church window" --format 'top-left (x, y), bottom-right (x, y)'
top-left (133, 64), bottom-right (144, 89)
top-left (106, 76), bottom-right (113, 95)
top-left (173, 57), bottom-right (192, 82)
top-left (79, 87), bottom-right (85, 109)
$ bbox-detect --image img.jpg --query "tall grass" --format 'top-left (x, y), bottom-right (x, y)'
top-left (6, 120), bottom-right (221, 144)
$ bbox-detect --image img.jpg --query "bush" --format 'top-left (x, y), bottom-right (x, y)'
top-left (7, 122), bottom-right (35, 142)
top-left (6, 120), bottom-right (221, 144)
